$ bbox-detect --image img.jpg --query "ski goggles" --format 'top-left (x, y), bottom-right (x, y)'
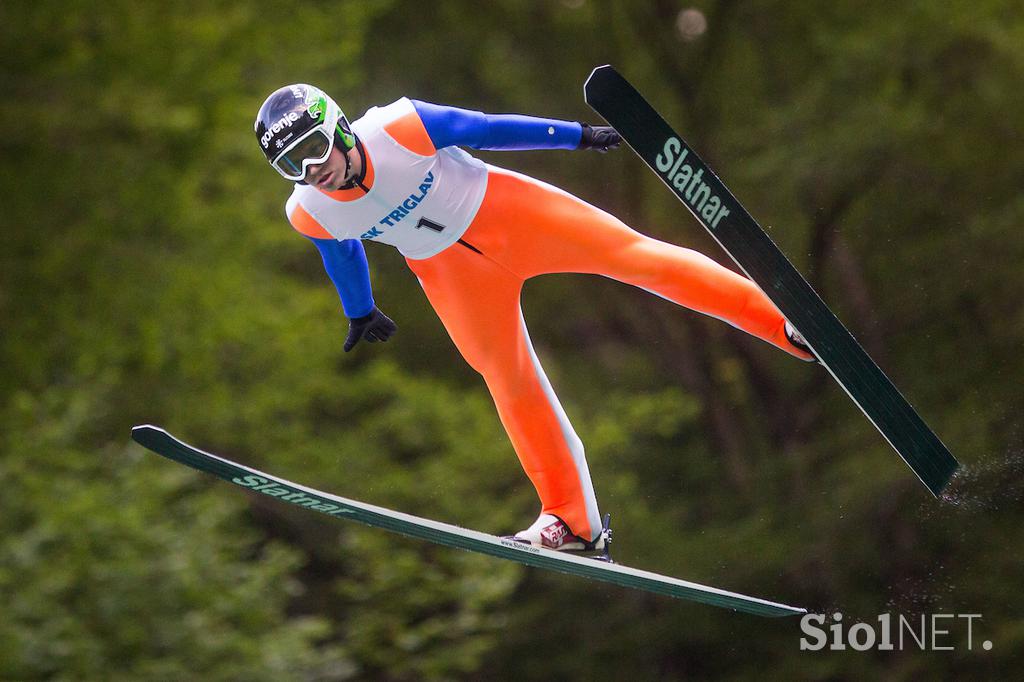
top-left (271, 126), bottom-right (336, 182)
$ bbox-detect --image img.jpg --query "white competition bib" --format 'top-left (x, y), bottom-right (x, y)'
top-left (286, 98), bottom-right (489, 259)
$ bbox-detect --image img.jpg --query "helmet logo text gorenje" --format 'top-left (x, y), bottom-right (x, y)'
top-left (260, 111), bottom-right (301, 149)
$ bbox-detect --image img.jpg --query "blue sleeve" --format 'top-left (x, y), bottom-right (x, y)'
top-left (411, 99), bottom-right (583, 151)
top-left (309, 237), bottom-right (375, 319)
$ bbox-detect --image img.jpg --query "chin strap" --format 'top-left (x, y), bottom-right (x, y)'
top-left (339, 145), bottom-right (353, 185)
top-left (338, 137), bottom-right (368, 191)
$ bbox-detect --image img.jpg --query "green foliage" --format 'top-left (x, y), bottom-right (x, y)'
top-left (0, 387), bottom-right (349, 680)
top-left (3, 0), bottom-right (1024, 679)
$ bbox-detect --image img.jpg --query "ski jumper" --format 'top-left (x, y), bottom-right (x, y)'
top-left (285, 98), bottom-right (811, 542)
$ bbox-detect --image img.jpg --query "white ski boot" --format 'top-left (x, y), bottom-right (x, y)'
top-left (785, 320), bottom-right (818, 362)
top-left (505, 513), bottom-right (613, 561)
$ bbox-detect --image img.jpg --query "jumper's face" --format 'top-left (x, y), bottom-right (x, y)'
top-left (304, 145), bottom-right (350, 191)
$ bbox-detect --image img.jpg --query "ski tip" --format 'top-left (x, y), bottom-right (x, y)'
top-left (583, 64), bottom-right (622, 101)
top-left (131, 423), bottom-right (169, 446)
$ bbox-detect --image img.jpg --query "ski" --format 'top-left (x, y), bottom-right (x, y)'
top-left (584, 65), bottom-right (958, 496)
top-left (131, 424), bottom-right (806, 617)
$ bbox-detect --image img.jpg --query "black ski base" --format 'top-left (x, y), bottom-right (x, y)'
top-left (584, 65), bottom-right (959, 496)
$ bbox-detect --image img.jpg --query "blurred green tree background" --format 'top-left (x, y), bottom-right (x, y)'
top-left (2, 1), bottom-right (1022, 679)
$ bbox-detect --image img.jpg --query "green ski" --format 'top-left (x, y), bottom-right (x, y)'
top-left (131, 424), bottom-right (805, 617)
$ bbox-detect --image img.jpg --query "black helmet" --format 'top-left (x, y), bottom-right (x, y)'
top-left (254, 84), bottom-right (355, 181)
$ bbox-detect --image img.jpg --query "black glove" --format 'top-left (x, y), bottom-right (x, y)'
top-left (578, 123), bottom-right (622, 152)
top-left (344, 307), bottom-right (397, 352)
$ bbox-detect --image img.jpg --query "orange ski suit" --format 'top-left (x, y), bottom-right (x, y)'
top-left (407, 166), bottom-right (811, 541)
